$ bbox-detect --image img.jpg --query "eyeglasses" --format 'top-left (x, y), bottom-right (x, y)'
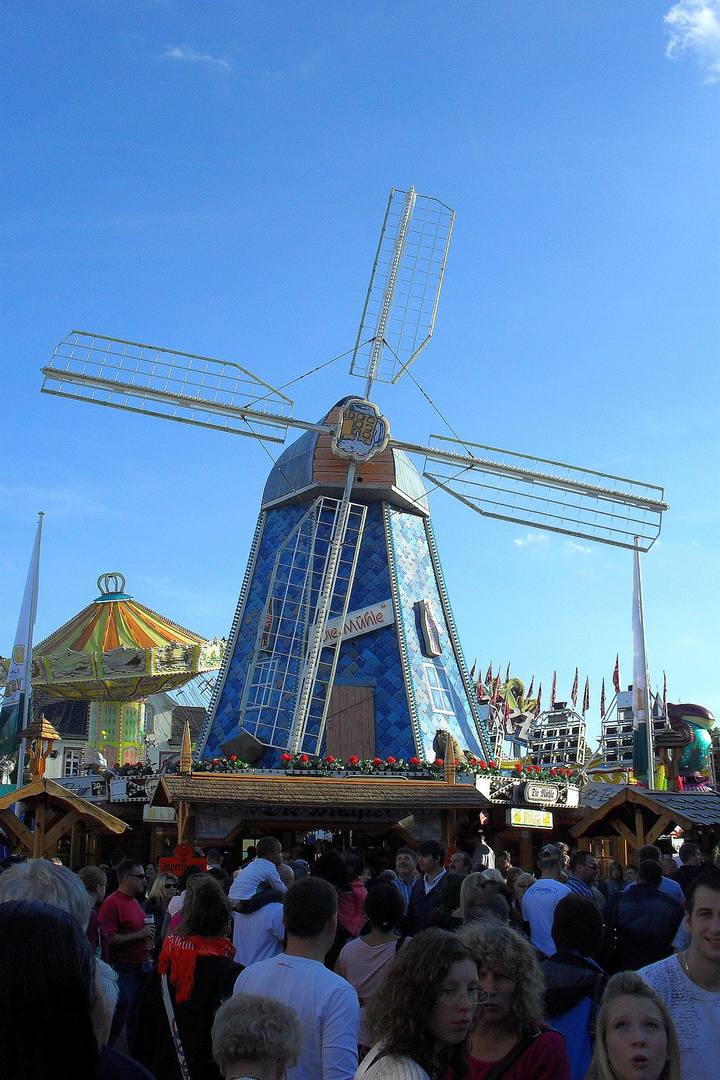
top-left (163, 884), bottom-right (178, 889)
top-left (437, 986), bottom-right (482, 1004)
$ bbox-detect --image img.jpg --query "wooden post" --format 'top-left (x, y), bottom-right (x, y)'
top-left (33, 799), bottom-right (46, 860)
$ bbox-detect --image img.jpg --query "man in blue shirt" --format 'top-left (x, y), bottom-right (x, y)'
top-left (566, 851), bottom-right (600, 902)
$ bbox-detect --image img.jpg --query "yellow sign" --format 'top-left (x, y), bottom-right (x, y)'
top-left (507, 808), bottom-right (554, 829)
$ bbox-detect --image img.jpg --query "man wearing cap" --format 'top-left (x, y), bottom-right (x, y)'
top-left (521, 844), bottom-right (571, 958)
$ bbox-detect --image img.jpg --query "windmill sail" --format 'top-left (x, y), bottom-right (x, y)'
top-left (41, 331), bottom-right (298, 444)
top-left (419, 435), bottom-right (667, 552)
top-left (349, 188), bottom-right (455, 390)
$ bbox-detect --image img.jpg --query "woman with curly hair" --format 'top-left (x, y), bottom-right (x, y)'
top-left (458, 922), bottom-right (570, 1080)
top-left (584, 971), bottom-right (680, 1080)
top-left (355, 927), bottom-right (479, 1080)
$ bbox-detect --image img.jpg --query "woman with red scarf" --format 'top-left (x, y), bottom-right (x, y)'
top-left (133, 874), bottom-right (243, 1080)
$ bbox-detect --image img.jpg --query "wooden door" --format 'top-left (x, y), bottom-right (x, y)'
top-left (325, 684), bottom-right (376, 761)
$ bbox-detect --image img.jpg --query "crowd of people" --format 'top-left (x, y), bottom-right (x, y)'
top-left (0, 832), bottom-right (718, 1080)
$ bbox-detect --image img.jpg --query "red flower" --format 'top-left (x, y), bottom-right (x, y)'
top-left (281, 753), bottom-right (292, 762)
top-left (435, 759), bottom-right (443, 767)
top-left (490, 761), bottom-right (497, 768)
top-left (550, 768), bottom-right (556, 775)
top-left (372, 757), bottom-right (383, 766)
top-left (213, 759), bottom-right (219, 765)
top-left (409, 757), bottom-right (420, 766)
top-left (300, 754), bottom-right (309, 764)
top-left (231, 755), bottom-right (237, 762)
top-left (349, 755), bottom-right (359, 765)
top-left (325, 756), bottom-right (335, 764)
top-left (387, 756), bottom-right (396, 764)
top-left (454, 760), bottom-right (459, 766)
top-left (480, 761), bottom-right (487, 770)
top-left (515, 763), bottom-right (523, 771)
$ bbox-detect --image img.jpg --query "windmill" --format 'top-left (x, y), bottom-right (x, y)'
top-left (41, 188), bottom-right (667, 769)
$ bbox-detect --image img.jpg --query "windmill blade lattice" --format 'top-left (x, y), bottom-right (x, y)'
top-left (421, 435), bottom-right (667, 551)
top-left (41, 331), bottom-right (295, 444)
top-left (349, 188), bottom-right (455, 390)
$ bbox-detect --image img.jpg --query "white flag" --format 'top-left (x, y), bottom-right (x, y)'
top-left (0, 514), bottom-right (43, 758)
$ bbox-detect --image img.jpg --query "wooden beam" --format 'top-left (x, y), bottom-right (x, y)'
top-left (33, 801), bottom-right (46, 860)
top-left (646, 813), bottom-right (674, 847)
top-left (634, 808), bottom-right (645, 849)
top-left (43, 809), bottom-right (81, 852)
top-left (0, 807), bottom-right (34, 853)
top-left (609, 815), bottom-right (640, 850)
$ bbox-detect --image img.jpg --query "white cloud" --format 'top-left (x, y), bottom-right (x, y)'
top-left (164, 46), bottom-right (231, 71)
top-left (513, 531), bottom-right (549, 548)
top-left (564, 540), bottom-right (592, 555)
top-left (665, 1), bottom-right (720, 81)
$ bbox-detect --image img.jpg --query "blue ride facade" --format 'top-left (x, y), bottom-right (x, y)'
top-left (198, 401), bottom-right (491, 767)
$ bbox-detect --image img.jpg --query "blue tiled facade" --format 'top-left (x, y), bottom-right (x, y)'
top-left (205, 492), bottom-right (489, 765)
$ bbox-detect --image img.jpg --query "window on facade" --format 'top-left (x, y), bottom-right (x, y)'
top-left (63, 749), bottom-right (81, 777)
top-left (247, 658), bottom-right (278, 710)
top-left (423, 664), bottom-right (455, 716)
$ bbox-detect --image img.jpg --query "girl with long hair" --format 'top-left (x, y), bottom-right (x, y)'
top-left (584, 971), bottom-right (681, 1080)
top-left (355, 927), bottom-right (479, 1080)
top-left (133, 874), bottom-right (242, 1080)
top-left (459, 922), bottom-right (570, 1080)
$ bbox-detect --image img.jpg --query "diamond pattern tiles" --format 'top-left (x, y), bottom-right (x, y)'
top-left (387, 507), bottom-right (485, 760)
top-left (204, 497), bottom-right (484, 766)
top-left (205, 503), bottom-right (308, 757)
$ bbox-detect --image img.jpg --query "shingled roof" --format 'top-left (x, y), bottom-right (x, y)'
top-left (573, 783), bottom-right (720, 845)
top-left (153, 773), bottom-right (491, 812)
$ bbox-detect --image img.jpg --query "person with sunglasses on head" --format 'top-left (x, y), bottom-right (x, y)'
top-left (99, 859), bottom-right (156, 1048)
top-left (355, 927), bottom-right (479, 1080)
top-left (143, 871), bottom-right (179, 961)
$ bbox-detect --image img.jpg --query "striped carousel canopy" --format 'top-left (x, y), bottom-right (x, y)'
top-left (30, 573), bottom-right (224, 702)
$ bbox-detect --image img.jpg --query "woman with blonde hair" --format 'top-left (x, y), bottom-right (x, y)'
top-left (459, 921), bottom-right (570, 1079)
top-left (142, 870), bottom-right (178, 957)
top-left (584, 971), bottom-right (680, 1080)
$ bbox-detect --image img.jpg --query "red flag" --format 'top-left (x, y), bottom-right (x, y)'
top-left (571, 668), bottom-right (579, 708)
top-left (600, 678), bottom-right (607, 719)
top-left (469, 659), bottom-right (476, 679)
top-left (550, 671), bottom-right (557, 708)
top-left (527, 676), bottom-right (535, 701)
top-left (534, 683), bottom-right (542, 717)
top-left (612, 654), bottom-right (621, 693)
top-left (485, 663), bottom-right (493, 686)
top-left (582, 676), bottom-right (590, 716)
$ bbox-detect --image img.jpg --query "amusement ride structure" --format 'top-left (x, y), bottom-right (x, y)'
top-left (41, 188), bottom-right (669, 776)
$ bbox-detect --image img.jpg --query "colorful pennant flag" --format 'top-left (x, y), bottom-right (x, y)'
top-left (612, 654), bottom-right (621, 693)
top-left (662, 671), bottom-right (667, 714)
top-left (469, 659), bottom-right (476, 679)
top-left (571, 667), bottom-right (579, 708)
top-left (527, 676), bottom-right (534, 701)
top-left (485, 663), bottom-right (493, 686)
top-left (600, 678), bottom-right (607, 719)
top-left (534, 682), bottom-right (542, 718)
top-left (550, 671), bottom-right (557, 708)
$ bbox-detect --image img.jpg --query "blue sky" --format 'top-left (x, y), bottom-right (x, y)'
top-left (2, 1), bottom-right (719, 749)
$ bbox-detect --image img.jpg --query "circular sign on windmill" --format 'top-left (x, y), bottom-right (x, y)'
top-left (331, 398), bottom-right (390, 462)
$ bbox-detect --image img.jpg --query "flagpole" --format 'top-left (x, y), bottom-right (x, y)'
top-left (632, 536), bottom-right (655, 790)
top-left (10, 512), bottom-right (44, 791)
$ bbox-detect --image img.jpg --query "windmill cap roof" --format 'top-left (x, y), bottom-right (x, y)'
top-left (261, 398), bottom-right (428, 513)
